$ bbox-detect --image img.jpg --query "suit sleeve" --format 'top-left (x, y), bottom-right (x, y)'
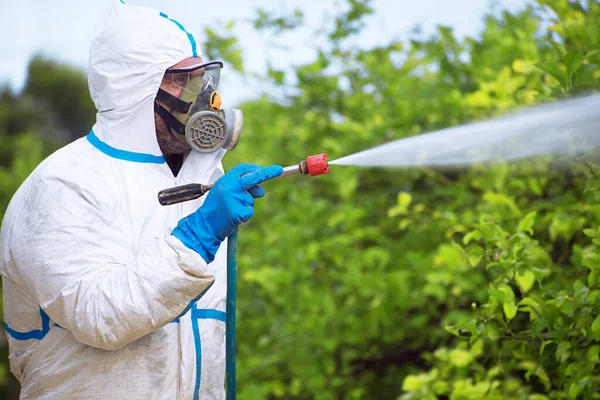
top-left (11, 174), bottom-right (214, 351)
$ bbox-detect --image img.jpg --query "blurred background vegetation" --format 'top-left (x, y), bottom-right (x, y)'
top-left (1, 0), bottom-right (600, 398)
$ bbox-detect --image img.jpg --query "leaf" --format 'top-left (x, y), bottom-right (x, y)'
top-left (518, 360), bottom-right (537, 373)
top-left (402, 373), bottom-right (434, 391)
top-left (504, 302), bottom-right (518, 321)
top-left (590, 271), bottom-right (600, 287)
top-left (513, 59), bottom-right (533, 73)
top-left (532, 267), bottom-right (552, 286)
top-left (398, 192), bottom-right (412, 208)
top-left (516, 270), bottom-right (536, 293)
top-left (540, 340), bottom-right (553, 357)
top-left (568, 379), bottom-right (588, 400)
top-left (434, 243), bottom-right (470, 270)
top-left (432, 381), bottom-right (449, 395)
top-left (450, 380), bottom-right (490, 398)
top-left (585, 50), bottom-right (599, 61)
top-left (477, 223), bottom-right (503, 242)
top-left (546, 37), bottom-right (567, 57)
top-left (535, 62), bottom-right (566, 87)
top-left (512, 342), bottom-right (528, 359)
top-left (564, 51), bottom-right (584, 77)
top-left (388, 192), bottom-right (412, 216)
top-left (463, 230), bottom-right (482, 245)
top-left (486, 323), bottom-right (500, 340)
top-left (455, 318), bottom-right (478, 337)
top-left (555, 341), bottom-right (571, 363)
top-left (518, 211), bottom-right (537, 235)
top-left (468, 246), bottom-right (484, 267)
top-left (569, 58), bottom-right (583, 77)
top-left (583, 228), bottom-right (599, 238)
top-left (448, 349), bottom-right (474, 367)
top-left (496, 284), bottom-right (516, 303)
top-left (512, 240), bottom-right (525, 258)
top-left (591, 315), bottom-right (600, 341)
top-left (573, 280), bottom-right (588, 302)
top-left (445, 325), bottom-right (461, 338)
top-left (519, 296), bottom-right (542, 316)
top-left (486, 261), bottom-right (504, 271)
top-left (586, 345), bottom-right (600, 362)
top-left (483, 192), bottom-right (521, 216)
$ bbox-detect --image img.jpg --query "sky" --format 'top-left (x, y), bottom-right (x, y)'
top-left (0, 0), bottom-right (528, 105)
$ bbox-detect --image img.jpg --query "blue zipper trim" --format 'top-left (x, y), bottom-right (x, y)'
top-left (191, 304), bottom-right (226, 399)
top-left (192, 313), bottom-right (202, 400)
top-left (159, 12), bottom-right (198, 57)
top-left (87, 129), bottom-right (165, 164)
top-left (4, 308), bottom-right (50, 341)
top-left (192, 309), bottom-right (226, 322)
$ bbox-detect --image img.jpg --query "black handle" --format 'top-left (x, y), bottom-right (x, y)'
top-left (158, 183), bottom-right (213, 206)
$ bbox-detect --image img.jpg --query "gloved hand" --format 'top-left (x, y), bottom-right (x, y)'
top-left (172, 163), bottom-right (283, 263)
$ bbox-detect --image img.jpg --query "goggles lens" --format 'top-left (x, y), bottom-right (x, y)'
top-left (166, 62), bottom-right (222, 95)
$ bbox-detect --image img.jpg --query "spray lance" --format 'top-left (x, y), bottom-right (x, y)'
top-left (157, 153), bottom-right (331, 205)
top-left (157, 153), bottom-right (330, 400)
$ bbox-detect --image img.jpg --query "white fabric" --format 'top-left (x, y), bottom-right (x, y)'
top-left (1, 2), bottom-right (229, 399)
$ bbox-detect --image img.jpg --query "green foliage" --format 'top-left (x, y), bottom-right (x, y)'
top-left (1, 0), bottom-right (600, 398)
top-left (0, 83), bottom-right (65, 221)
top-left (329, 0), bottom-right (374, 42)
top-left (203, 23), bottom-right (245, 73)
top-left (220, 0), bottom-right (600, 399)
top-left (253, 8), bottom-right (304, 33)
top-left (23, 55), bottom-right (95, 143)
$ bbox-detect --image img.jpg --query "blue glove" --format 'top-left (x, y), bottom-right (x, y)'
top-left (172, 163), bottom-right (283, 263)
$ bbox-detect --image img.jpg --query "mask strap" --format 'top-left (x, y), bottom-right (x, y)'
top-left (156, 88), bottom-right (192, 113)
top-left (154, 102), bottom-right (186, 136)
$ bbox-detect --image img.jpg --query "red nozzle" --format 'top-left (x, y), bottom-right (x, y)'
top-left (306, 153), bottom-right (331, 176)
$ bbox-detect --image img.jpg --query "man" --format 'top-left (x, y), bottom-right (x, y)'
top-left (0, 2), bottom-right (280, 399)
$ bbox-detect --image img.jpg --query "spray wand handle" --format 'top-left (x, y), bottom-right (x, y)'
top-left (157, 183), bottom-right (214, 206)
top-left (157, 153), bottom-right (330, 206)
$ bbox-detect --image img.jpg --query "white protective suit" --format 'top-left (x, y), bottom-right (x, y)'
top-left (1, 3), bottom-right (230, 399)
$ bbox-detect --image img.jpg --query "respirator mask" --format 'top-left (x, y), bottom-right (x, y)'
top-left (154, 61), bottom-right (243, 153)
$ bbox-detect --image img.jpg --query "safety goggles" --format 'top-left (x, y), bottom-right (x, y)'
top-left (164, 61), bottom-right (223, 95)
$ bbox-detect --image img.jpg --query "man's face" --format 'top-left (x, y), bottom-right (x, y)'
top-left (154, 56), bottom-right (204, 156)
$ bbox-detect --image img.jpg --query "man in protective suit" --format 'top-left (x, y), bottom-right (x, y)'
top-left (0, 2), bottom-right (280, 399)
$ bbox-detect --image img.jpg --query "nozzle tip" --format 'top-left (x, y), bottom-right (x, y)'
top-left (306, 153), bottom-right (331, 176)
